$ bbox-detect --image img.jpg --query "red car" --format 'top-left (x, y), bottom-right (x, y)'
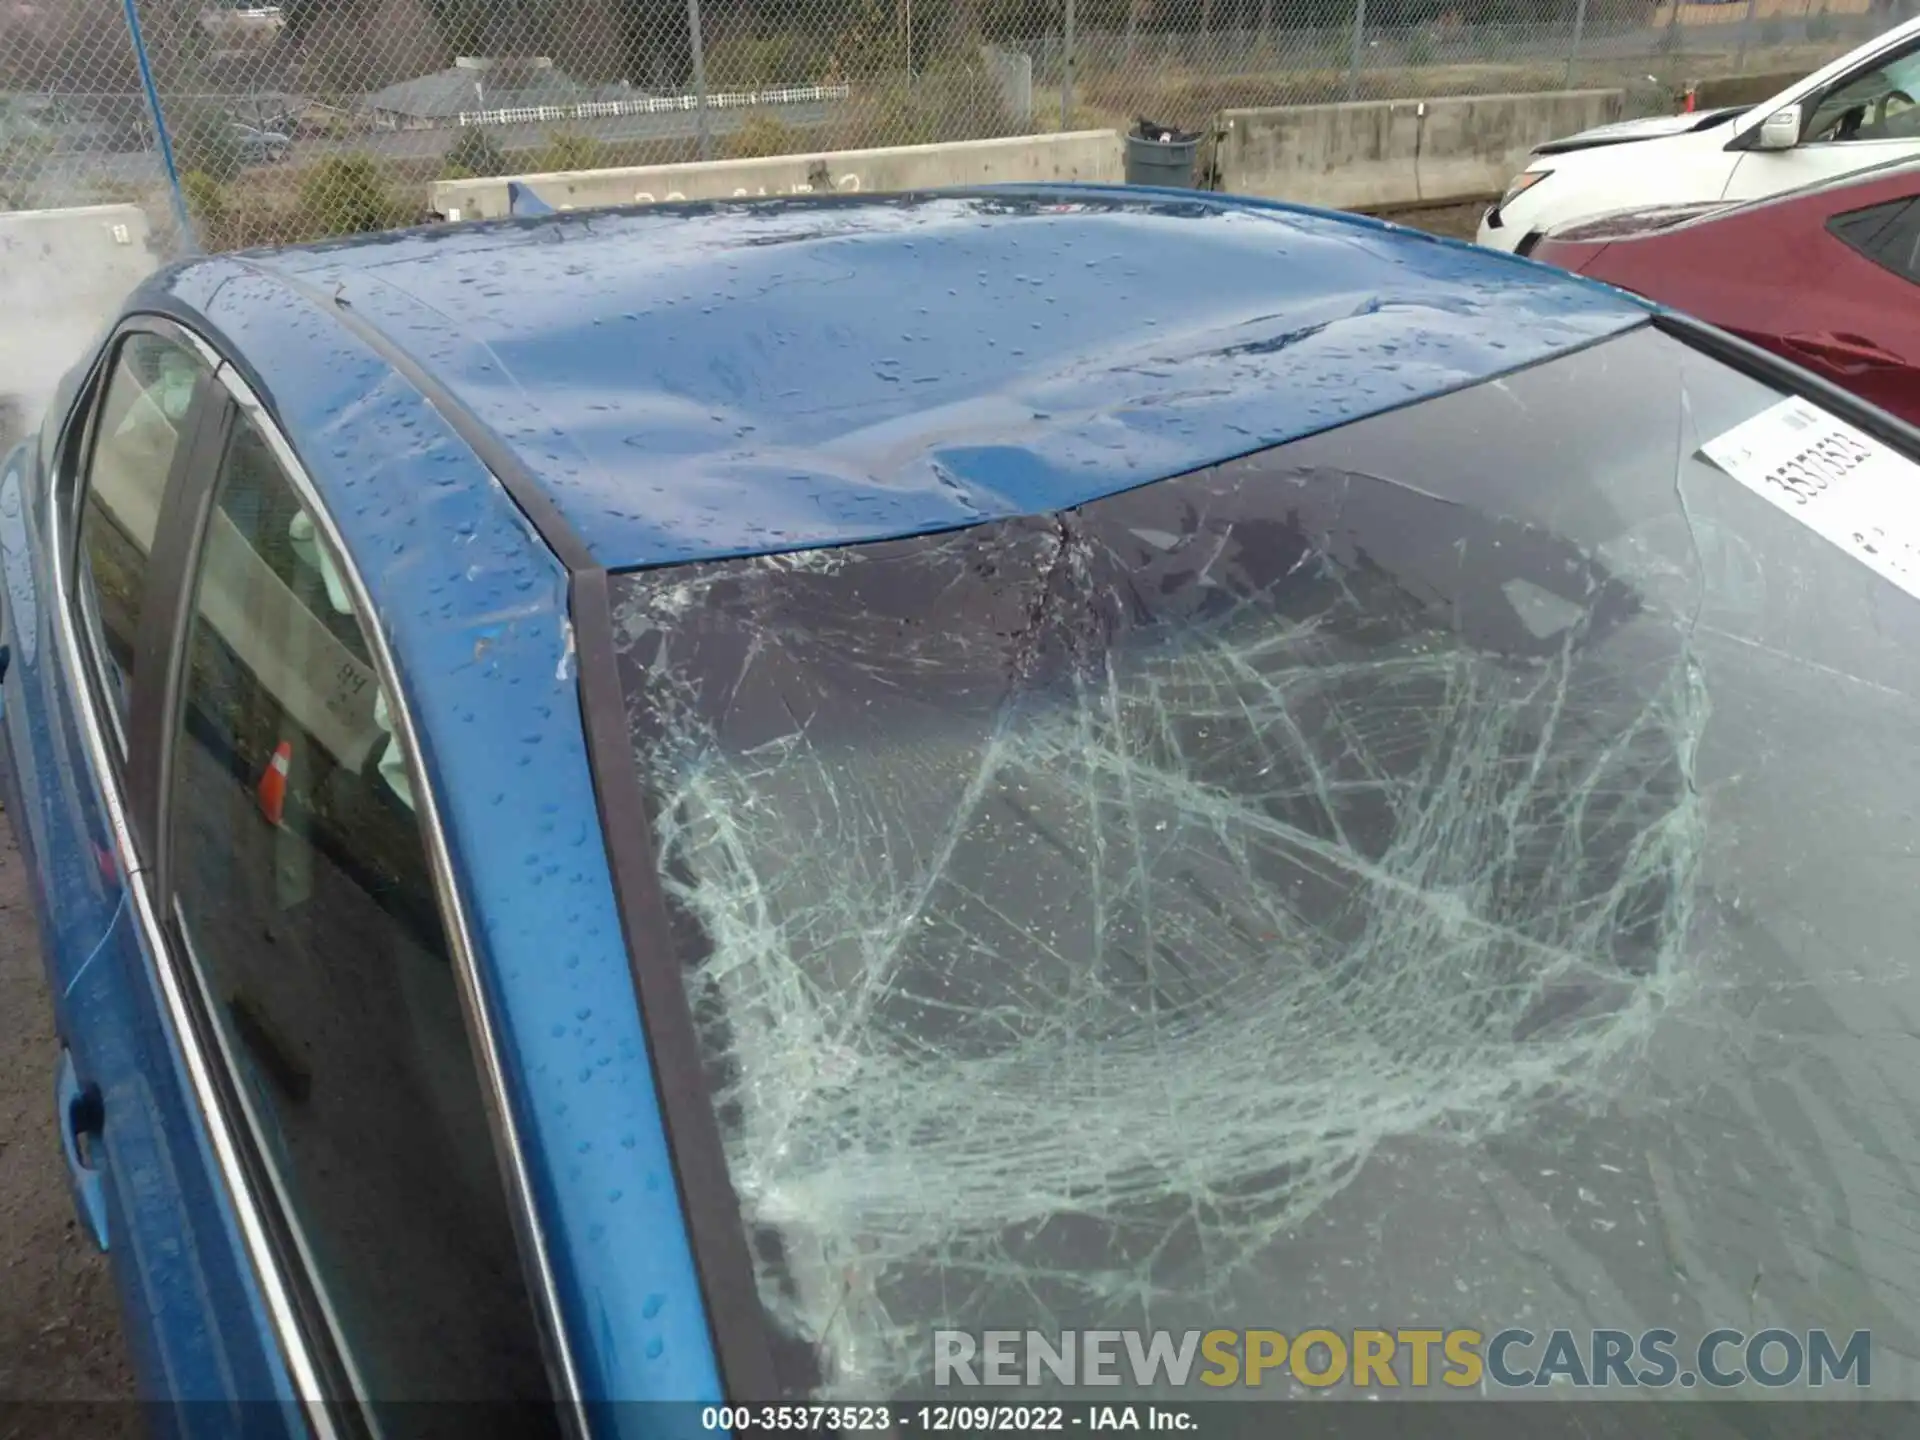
top-left (1529, 157), bottom-right (1920, 426)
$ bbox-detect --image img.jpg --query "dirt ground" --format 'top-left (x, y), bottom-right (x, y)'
top-left (1375, 200), bottom-right (1489, 241)
top-left (0, 810), bottom-right (135, 1408)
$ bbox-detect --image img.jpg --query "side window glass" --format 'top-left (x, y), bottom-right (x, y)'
top-left (1808, 48), bottom-right (1920, 142)
top-left (1828, 197), bottom-right (1920, 284)
top-left (75, 332), bottom-right (205, 736)
top-left (167, 411), bottom-right (560, 1415)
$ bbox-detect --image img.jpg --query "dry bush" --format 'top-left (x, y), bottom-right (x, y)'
top-left (704, 32), bottom-right (832, 90)
top-left (537, 130), bottom-right (607, 174)
top-left (726, 112), bottom-right (806, 159)
top-left (830, 64), bottom-right (1019, 151)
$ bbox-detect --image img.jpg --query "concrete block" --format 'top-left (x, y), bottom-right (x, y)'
top-left (1216, 90), bottom-right (1625, 210)
top-left (1689, 71), bottom-right (1802, 112)
top-left (0, 204), bottom-right (159, 435)
top-left (432, 131), bottom-right (1125, 220)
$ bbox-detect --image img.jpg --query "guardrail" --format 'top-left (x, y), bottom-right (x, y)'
top-left (455, 84), bottom-right (854, 129)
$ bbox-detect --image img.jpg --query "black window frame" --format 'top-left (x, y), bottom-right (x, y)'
top-left (1826, 194), bottom-right (1920, 284)
top-left (46, 313), bottom-right (582, 1438)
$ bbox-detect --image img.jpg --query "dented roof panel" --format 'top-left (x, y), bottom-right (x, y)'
top-left (207, 188), bottom-right (1649, 571)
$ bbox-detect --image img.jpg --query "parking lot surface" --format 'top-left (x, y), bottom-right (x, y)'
top-left (0, 809), bottom-right (133, 1407)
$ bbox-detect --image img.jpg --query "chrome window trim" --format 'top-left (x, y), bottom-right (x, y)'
top-left (207, 363), bottom-right (587, 1433)
top-left (170, 900), bottom-right (377, 1416)
top-left (46, 317), bottom-right (342, 1431)
top-left (72, 578), bottom-right (129, 755)
top-left (120, 868), bottom-right (343, 1436)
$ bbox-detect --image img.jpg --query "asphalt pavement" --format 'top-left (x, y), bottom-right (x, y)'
top-left (0, 810), bottom-right (134, 1408)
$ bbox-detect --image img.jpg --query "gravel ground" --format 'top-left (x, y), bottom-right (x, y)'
top-left (0, 810), bottom-right (135, 1411)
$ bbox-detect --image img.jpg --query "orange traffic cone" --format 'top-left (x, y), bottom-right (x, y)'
top-left (258, 741), bottom-right (291, 827)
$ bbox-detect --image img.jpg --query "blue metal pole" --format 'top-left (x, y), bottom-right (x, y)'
top-left (117, 0), bottom-right (197, 253)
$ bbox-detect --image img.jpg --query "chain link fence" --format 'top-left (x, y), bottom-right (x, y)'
top-left (0, 0), bottom-right (1905, 250)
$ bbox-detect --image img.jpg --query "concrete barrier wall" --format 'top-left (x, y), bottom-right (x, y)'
top-left (1689, 71), bottom-right (1801, 111)
top-left (432, 130), bottom-right (1124, 220)
top-left (1655, 0), bottom-right (1869, 22)
top-left (1215, 90), bottom-right (1624, 210)
top-left (0, 204), bottom-right (158, 435)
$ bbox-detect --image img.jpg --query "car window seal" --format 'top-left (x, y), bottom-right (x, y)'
top-left (1651, 308), bottom-right (1920, 461)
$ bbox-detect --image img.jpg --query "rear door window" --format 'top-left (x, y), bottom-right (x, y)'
top-left (1827, 196), bottom-right (1920, 283)
top-left (163, 407), bottom-right (561, 1422)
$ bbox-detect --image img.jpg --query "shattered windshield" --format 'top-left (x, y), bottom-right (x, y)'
top-left (608, 325), bottom-right (1920, 1403)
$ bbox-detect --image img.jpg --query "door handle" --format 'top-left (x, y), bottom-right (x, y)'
top-left (1782, 330), bottom-right (1906, 375)
top-left (56, 1049), bottom-right (109, 1252)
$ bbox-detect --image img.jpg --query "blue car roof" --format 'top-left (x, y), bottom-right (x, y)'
top-left (151, 186), bottom-right (1651, 572)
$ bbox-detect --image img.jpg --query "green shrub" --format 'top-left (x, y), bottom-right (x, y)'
top-left (171, 104), bottom-right (245, 183)
top-left (1756, 15), bottom-right (1783, 44)
top-left (1807, 6), bottom-right (1836, 40)
top-left (1403, 28), bottom-right (1436, 66)
top-left (705, 33), bottom-right (828, 89)
top-left (537, 129), bottom-right (605, 174)
top-left (1466, 23), bottom-right (1494, 57)
top-left (830, 0), bottom-right (908, 80)
top-left (837, 63), bottom-right (1015, 150)
top-left (298, 154), bottom-right (409, 238)
top-left (181, 169), bottom-right (227, 234)
top-left (443, 126), bottom-right (508, 179)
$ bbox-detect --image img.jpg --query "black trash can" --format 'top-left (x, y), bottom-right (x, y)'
top-left (1125, 118), bottom-right (1201, 189)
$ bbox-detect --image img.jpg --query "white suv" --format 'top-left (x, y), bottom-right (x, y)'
top-left (1480, 16), bottom-right (1920, 253)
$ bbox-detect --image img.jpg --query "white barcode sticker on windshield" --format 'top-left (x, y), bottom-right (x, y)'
top-left (1699, 396), bottom-right (1920, 601)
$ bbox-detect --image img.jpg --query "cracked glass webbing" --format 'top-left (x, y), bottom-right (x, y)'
top-left (608, 328), bottom-right (1920, 1401)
